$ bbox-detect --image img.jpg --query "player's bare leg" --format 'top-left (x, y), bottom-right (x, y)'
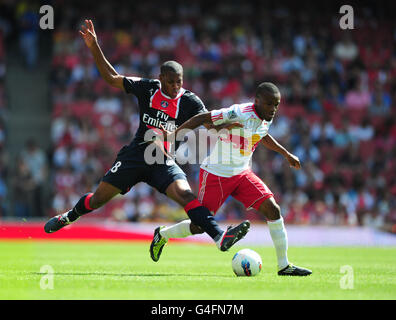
top-left (44, 181), bottom-right (121, 233)
top-left (258, 197), bottom-right (311, 276)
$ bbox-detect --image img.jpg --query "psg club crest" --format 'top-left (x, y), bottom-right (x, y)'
top-left (161, 100), bottom-right (169, 108)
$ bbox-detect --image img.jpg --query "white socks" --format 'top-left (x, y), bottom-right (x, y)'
top-left (159, 217), bottom-right (290, 268)
top-left (215, 231), bottom-right (226, 250)
top-left (267, 217), bottom-right (289, 270)
top-left (159, 219), bottom-right (224, 249)
top-left (159, 219), bottom-right (193, 240)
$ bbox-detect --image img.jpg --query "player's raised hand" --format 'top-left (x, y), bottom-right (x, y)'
top-left (79, 19), bottom-right (97, 49)
top-left (286, 153), bottom-right (301, 169)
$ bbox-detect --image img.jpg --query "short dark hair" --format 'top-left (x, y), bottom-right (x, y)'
top-left (256, 82), bottom-right (280, 98)
top-left (160, 61), bottom-right (183, 75)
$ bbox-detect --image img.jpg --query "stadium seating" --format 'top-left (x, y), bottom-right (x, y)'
top-left (2, 1), bottom-right (396, 227)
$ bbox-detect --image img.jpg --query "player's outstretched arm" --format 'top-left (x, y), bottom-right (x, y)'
top-left (161, 112), bottom-right (242, 142)
top-left (79, 19), bottom-right (124, 90)
top-left (262, 134), bottom-right (301, 169)
top-left (203, 122), bottom-right (243, 131)
top-left (160, 112), bottom-right (212, 142)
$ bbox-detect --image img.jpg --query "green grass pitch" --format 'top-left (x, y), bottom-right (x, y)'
top-left (0, 241), bottom-right (395, 300)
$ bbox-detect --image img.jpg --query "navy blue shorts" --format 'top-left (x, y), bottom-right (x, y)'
top-left (101, 145), bottom-right (187, 195)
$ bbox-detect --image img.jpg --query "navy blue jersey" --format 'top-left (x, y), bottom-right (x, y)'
top-left (123, 77), bottom-right (207, 149)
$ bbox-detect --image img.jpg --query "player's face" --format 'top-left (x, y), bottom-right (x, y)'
top-left (255, 93), bottom-right (281, 121)
top-left (159, 71), bottom-right (183, 99)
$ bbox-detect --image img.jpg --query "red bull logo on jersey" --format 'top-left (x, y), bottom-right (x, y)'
top-left (219, 133), bottom-right (262, 156)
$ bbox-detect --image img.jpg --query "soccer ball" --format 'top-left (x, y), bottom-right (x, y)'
top-left (232, 249), bottom-right (262, 276)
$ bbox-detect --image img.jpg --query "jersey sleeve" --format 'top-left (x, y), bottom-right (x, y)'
top-left (211, 104), bottom-right (242, 126)
top-left (123, 77), bottom-right (159, 96)
top-left (188, 93), bottom-right (208, 117)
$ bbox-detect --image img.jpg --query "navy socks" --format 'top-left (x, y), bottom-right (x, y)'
top-left (184, 199), bottom-right (223, 241)
top-left (67, 193), bottom-right (94, 222)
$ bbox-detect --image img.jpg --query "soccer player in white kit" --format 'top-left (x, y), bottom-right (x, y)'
top-left (150, 82), bottom-right (312, 276)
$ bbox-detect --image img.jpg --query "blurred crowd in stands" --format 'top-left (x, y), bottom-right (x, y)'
top-left (2, 1), bottom-right (396, 229)
top-left (0, 1), bottom-right (48, 218)
top-left (0, 3), bottom-right (9, 217)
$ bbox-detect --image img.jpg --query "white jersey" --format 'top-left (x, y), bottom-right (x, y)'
top-left (201, 102), bottom-right (272, 177)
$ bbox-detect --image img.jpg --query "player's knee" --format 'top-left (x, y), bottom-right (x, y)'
top-left (259, 198), bottom-right (281, 221)
top-left (267, 202), bottom-right (281, 221)
top-left (176, 189), bottom-right (196, 204)
top-left (190, 223), bottom-right (204, 234)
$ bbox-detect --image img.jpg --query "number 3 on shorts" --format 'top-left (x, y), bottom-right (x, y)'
top-left (110, 161), bottom-right (122, 173)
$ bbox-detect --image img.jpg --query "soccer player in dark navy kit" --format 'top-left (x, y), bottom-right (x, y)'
top-left (44, 19), bottom-right (249, 252)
